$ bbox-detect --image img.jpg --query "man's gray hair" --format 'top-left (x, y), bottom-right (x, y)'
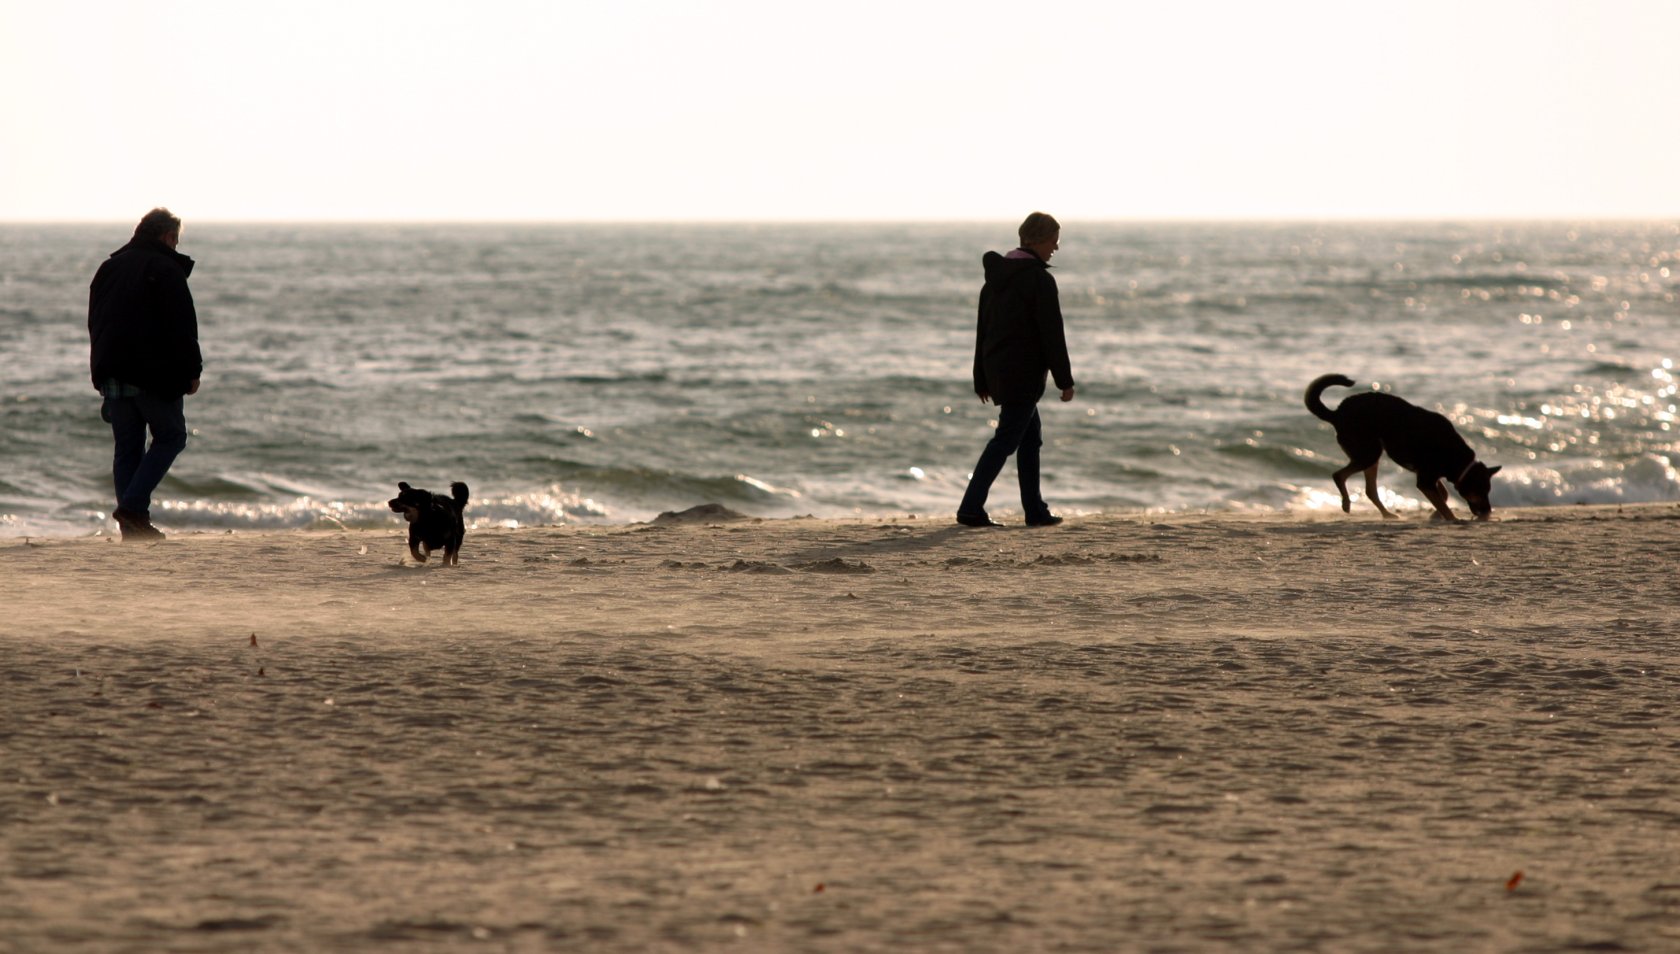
top-left (135, 207), bottom-right (182, 240)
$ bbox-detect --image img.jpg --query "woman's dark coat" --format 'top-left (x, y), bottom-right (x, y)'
top-left (972, 250), bottom-right (1074, 405)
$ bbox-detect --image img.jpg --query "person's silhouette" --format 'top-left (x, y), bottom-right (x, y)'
top-left (88, 207), bottom-right (203, 541)
top-left (957, 212), bottom-right (1075, 528)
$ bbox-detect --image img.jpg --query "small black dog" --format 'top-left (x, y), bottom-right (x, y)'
top-left (1305, 374), bottom-right (1501, 521)
top-left (387, 481), bottom-right (469, 564)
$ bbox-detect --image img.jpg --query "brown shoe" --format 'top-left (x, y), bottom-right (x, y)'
top-left (113, 508), bottom-right (165, 542)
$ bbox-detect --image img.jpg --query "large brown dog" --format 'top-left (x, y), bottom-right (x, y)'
top-left (1305, 374), bottom-right (1501, 521)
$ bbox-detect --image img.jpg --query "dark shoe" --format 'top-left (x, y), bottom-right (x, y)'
top-left (956, 512), bottom-right (1004, 528)
top-left (1025, 514), bottom-right (1064, 527)
top-left (114, 508), bottom-right (165, 542)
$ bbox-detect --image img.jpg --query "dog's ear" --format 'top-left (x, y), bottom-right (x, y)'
top-left (1486, 465), bottom-right (1502, 476)
top-left (398, 481), bottom-right (412, 492)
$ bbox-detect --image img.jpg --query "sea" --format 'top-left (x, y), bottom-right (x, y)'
top-left (2, 221), bottom-right (1677, 539)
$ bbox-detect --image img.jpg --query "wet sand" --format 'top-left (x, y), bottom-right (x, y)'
top-left (4, 505), bottom-right (1679, 952)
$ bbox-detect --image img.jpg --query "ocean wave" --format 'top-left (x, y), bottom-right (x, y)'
top-left (1494, 455), bottom-right (1680, 507)
top-left (1576, 360), bottom-right (1659, 381)
top-left (559, 466), bottom-right (803, 509)
top-left (1212, 440), bottom-right (1331, 477)
top-left (7, 483), bottom-right (616, 539)
top-left (163, 471), bottom-right (343, 500)
top-left (1414, 272), bottom-right (1576, 292)
top-left (1257, 454), bottom-right (1680, 515)
top-left (10, 454), bottom-right (1680, 539)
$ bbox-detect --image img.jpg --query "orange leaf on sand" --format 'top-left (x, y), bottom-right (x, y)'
top-left (1506, 871), bottom-right (1524, 891)
top-left (249, 633), bottom-right (258, 647)
top-left (813, 883), bottom-right (825, 894)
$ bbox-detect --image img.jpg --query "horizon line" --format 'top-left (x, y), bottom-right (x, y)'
top-left (6, 214), bottom-right (1680, 227)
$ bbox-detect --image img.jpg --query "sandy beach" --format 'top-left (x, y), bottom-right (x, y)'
top-left (4, 504), bottom-right (1679, 952)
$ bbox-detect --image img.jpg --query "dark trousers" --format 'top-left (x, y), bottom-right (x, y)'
top-left (103, 391), bottom-right (188, 516)
top-left (958, 403), bottom-right (1051, 521)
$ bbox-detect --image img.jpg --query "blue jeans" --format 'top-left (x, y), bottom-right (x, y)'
top-left (103, 391), bottom-right (188, 515)
top-left (958, 403), bottom-right (1051, 521)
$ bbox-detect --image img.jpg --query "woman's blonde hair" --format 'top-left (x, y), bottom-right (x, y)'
top-left (1018, 211), bottom-right (1060, 245)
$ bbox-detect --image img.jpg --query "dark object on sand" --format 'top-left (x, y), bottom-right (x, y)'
top-left (648, 503), bottom-right (750, 526)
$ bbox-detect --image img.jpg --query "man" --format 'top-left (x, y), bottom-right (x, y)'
top-left (956, 211), bottom-right (1075, 528)
top-left (88, 208), bottom-right (203, 541)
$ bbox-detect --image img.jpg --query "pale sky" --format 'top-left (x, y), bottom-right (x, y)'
top-left (3, 0), bottom-right (1677, 221)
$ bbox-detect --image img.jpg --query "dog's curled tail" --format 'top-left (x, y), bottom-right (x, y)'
top-left (450, 482), bottom-right (470, 512)
top-left (1304, 374), bottom-right (1356, 422)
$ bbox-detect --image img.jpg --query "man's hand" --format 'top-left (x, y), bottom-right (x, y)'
top-left (186, 378), bottom-right (201, 396)
top-left (1059, 386), bottom-right (1075, 402)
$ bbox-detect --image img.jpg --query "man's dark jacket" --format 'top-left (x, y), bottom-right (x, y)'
top-left (972, 250), bottom-right (1074, 405)
top-left (88, 236), bottom-right (202, 397)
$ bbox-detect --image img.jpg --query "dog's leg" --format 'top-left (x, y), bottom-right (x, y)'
top-left (1362, 465), bottom-right (1397, 519)
top-left (1419, 477), bottom-right (1459, 522)
top-left (1332, 457), bottom-right (1381, 514)
top-left (1331, 462), bottom-right (1361, 513)
top-left (408, 528), bottom-right (427, 563)
top-left (1434, 480), bottom-right (1459, 521)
